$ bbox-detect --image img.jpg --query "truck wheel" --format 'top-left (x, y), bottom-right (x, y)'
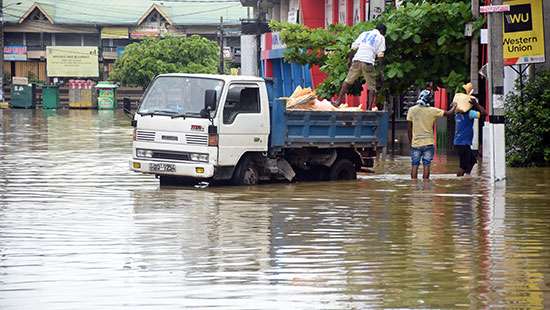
top-left (328, 159), bottom-right (357, 180)
top-left (231, 157), bottom-right (259, 185)
top-left (159, 175), bottom-right (196, 186)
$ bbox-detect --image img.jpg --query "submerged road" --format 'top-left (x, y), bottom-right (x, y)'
top-left (1, 109), bottom-right (549, 309)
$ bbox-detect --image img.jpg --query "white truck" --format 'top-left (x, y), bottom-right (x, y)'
top-left (130, 74), bottom-right (388, 185)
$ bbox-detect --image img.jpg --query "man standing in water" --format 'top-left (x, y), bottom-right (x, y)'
top-left (335, 24), bottom-right (386, 110)
top-left (407, 84), bottom-right (456, 179)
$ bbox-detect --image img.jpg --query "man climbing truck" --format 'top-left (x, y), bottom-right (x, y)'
top-left (130, 74), bottom-right (388, 185)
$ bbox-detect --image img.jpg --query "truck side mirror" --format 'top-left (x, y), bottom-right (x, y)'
top-left (202, 89), bottom-right (217, 118)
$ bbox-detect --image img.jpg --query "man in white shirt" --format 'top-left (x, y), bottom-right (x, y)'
top-left (335, 24), bottom-right (386, 110)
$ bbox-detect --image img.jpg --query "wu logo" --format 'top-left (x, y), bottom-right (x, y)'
top-left (504, 4), bottom-right (532, 33)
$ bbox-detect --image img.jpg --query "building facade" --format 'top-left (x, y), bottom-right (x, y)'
top-left (2, 0), bottom-right (246, 82)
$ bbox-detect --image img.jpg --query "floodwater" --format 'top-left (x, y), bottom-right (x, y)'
top-left (0, 109), bottom-right (549, 309)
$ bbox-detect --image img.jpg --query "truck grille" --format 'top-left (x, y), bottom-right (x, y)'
top-left (151, 150), bottom-right (190, 161)
top-left (136, 130), bottom-right (156, 142)
top-left (186, 134), bottom-right (208, 145)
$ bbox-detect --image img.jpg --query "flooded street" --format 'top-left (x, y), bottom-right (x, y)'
top-left (1, 109), bottom-right (549, 309)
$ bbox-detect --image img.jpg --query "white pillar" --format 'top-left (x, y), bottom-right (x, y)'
top-left (483, 122), bottom-right (506, 181)
top-left (472, 118), bottom-right (479, 151)
top-left (485, 1), bottom-right (506, 183)
top-left (240, 35), bottom-right (258, 76)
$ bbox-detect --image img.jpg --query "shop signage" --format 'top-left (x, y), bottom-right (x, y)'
top-left (369, 0), bottom-right (385, 20)
top-left (130, 23), bottom-right (161, 39)
top-left (46, 46), bottom-right (99, 77)
top-left (101, 27), bottom-right (129, 39)
top-left (4, 45), bottom-right (27, 61)
top-left (480, 5), bottom-right (510, 13)
top-left (503, 0), bottom-right (545, 65)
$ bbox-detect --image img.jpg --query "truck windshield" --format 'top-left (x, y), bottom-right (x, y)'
top-left (138, 77), bottom-right (224, 116)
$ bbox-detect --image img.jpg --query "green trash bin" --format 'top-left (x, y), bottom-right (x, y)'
top-left (96, 82), bottom-right (118, 110)
top-left (10, 84), bottom-right (36, 109)
top-left (42, 85), bottom-right (60, 109)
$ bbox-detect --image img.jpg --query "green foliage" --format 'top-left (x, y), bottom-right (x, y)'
top-left (110, 35), bottom-right (219, 88)
top-left (270, 1), bottom-right (480, 99)
top-left (27, 72), bottom-right (44, 85)
top-left (505, 70), bottom-right (550, 167)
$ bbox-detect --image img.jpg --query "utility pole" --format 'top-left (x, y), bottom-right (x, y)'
top-left (218, 16), bottom-right (224, 74)
top-left (1, 0), bottom-right (4, 102)
top-left (470, 0), bottom-right (480, 152)
top-left (483, 0), bottom-right (507, 182)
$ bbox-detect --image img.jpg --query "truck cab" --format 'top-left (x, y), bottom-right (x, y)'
top-left (130, 73), bottom-right (388, 185)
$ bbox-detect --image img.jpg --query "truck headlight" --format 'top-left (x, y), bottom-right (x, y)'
top-left (136, 149), bottom-right (153, 158)
top-left (190, 153), bottom-right (209, 162)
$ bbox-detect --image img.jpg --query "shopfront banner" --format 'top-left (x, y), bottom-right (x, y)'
top-left (101, 27), bottom-right (129, 39)
top-left (4, 46), bottom-right (27, 61)
top-left (46, 46), bottom-right (99, 77)
top-left (503, 0), bottom-right (545, 65)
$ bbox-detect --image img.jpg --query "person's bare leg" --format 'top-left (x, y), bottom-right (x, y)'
top-left (411, 165), bottom-right (419, 179)
top-left (335, 82), bottom-right (350, 106)
top-left (423, 164), bottom-right (431, 179)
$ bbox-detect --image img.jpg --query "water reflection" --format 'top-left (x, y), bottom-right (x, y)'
top-left (0, 110), bottom-right (549, 309)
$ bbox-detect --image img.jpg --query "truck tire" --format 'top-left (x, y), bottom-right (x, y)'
top-left (328, 159), bottom-right (357, 180)
top-left (231, 157), bottom-right (259, 185)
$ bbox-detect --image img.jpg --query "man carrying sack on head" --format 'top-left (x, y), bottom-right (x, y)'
top-left (452, 82), bottom-right (486, 176)
top-left (334, 24), bottom-right (386, 110)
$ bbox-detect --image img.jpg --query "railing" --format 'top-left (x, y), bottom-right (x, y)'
top-left (102, 46), bottom-right (117, 53)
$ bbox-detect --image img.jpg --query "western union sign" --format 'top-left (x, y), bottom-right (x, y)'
top-left (46, 46), bottom-right (99, 77)
top-left (503, 0), bottom-right (545, 65)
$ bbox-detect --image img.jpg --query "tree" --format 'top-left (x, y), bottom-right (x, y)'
top-left (270, 1), bottom-right (482, 99)
top-left (505, 70), bottom-right (550, 167)
top-left (109, 35), bottom-right (219, 89)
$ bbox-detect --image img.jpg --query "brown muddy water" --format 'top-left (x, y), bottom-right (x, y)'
top-left (1, 109), bottom-right (549, 309)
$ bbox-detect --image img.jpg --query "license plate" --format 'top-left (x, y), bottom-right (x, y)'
top-left (150, 163), bottom-right (176, 173)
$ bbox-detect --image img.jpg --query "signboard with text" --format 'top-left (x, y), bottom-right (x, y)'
top-left (480, 5), bottom-right (510, 13)
top-left (101, 27), bottom-right (129, 39)
top-left (4, 46), bottom-right (27, 61)
top-left (130, 23), bottom-right (161, 39)
top-left (46, 46), bottom-right (99, 77)
top-left (369, 0), bottom-right (385, 20)
top-left (503, 0), bottom-right (545, 65)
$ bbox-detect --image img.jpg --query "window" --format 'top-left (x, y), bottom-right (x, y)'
top-left (83, 34), bottom-right (99, 46)
top-left (56, 33), bottom-right (82, 46)
top-left (138, 77), bottom-right (224, 116)
top-left (223, 85), bottom-right (260, 124)
top-left (25, 33), bottom-right (41, 46)
top-left (4, 32), bottom-right (24, 45)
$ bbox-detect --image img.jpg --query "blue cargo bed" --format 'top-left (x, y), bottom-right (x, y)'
top-left (269, 99), bottom-right (389, 150)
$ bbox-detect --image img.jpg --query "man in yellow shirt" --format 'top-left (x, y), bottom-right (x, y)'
top-left (407, 85), bottom-right (456, 179)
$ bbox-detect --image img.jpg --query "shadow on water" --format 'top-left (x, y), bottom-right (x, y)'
top-left (0, 109), bottom-right (549, 309)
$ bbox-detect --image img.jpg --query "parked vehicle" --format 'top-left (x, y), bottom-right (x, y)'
top-left (130, 74), bottom-right (388, 185)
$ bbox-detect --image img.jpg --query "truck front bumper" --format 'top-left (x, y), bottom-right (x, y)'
top-left (130, 158), bottom-right (215, 178)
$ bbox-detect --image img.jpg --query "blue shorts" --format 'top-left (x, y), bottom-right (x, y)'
top-left (411, 145), bottom-right (434, 166)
